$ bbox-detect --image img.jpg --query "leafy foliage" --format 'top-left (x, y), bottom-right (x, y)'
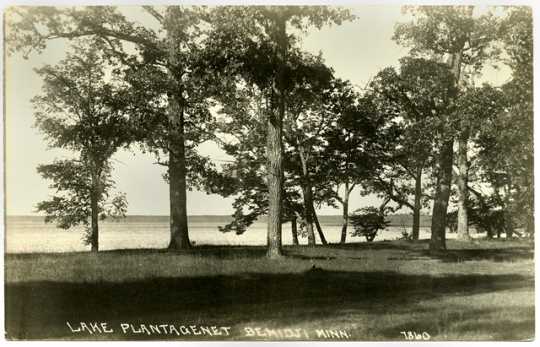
top-left (473, 7), bottom-right (533, 237)
top-left (350, 207), bottom-right (390, 242)
top-left (8, 5), bottom-right (533, 249)
top-left (364, 57), bottom-right (455, 215)
top-left (394, 6), bottom-right (501, 69)
top-left (203, 7), bottom-right (353, 238)
top-left (33, 42), bottom-right (130, 246)
top-left (36, 159), bottom-right (127, 243)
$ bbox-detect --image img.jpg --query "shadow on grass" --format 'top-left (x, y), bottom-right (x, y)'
top-left (381, 307), bottom-right (535, 341)
top-left (6, 238), bottom-right (533, 262)
top-left (422, 248), bottom-right (534, 263)
top-left (6, 245), bottom-right (272, 261)
top-left (5, 268), bottom-right (533, 340)
top-left (325, 240), bottom-right (426, 251)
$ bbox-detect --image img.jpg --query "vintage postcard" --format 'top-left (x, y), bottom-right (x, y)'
top-left (2, 2), bottom-right (535, 342)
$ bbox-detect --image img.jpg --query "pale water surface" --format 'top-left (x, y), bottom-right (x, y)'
top-left (5, 216), bottom-right (439, 253)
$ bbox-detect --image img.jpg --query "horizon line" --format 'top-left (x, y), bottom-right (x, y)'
top-left (5, 213), bottom-right (430, 217)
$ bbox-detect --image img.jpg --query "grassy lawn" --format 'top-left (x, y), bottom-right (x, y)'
top-left (5, 239), bottom-right (535, 341)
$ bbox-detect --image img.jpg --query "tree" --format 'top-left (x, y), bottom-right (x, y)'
top-left (394, 6), bottom-right (500, 250)
top-left (486, 6), bottom-right (533, 238)
top-left (33, 42), bottom-right (131, 251)
top-left (475, 39), bottom-right (533, 238)
top-left (7, 6), bottom-right (222, 251)
top-left (350, 205), bottom-right (391, 242)
top-left (322, 83), bottom-right (397, 243)
top-left (450, 7), bottom-right (533, 240)
top-left (208, 6), bottom-right (353, 257)
top-left (205, 84), bottom-right (304, 243)
top-left (444, 84), bottom-right (508, 239)
top-left (367, 57), bottom-right (456, 241)
top-left (207, 50), bottom-right (335, 246)
top-left (283, 52), bottom-right (336, 246)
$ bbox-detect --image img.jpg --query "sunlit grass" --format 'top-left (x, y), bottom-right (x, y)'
top-left (5, 238), bottom-right (534, 341)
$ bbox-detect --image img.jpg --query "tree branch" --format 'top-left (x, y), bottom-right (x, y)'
top-left (142, 6), bottom-right (165, 23)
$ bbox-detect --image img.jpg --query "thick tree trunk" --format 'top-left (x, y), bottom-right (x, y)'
top-left (456, 132), bottom-right (471, 240)
top-left (90, 173), bottom-right (99, 252)
top-left (340, 184), bottom-right (350, 244)
top-left (265, 16), bottom-right (287, 258)
top-left (430, 139), bottom-right (454, 251)
top-left (412, 168), bottom-right (422, 241)
top-left (429, 45), bottom-right (464, 252)
top-left (266, 110), bottom-right (284, 257)
top-left (166, 23), bottom-right (191, 251)
top-left (311, 204), bottom-right (328, 245)
top-left (291, 217), bottom-right (299, 245)
top-left (167, 97), bottom-right (191, 250)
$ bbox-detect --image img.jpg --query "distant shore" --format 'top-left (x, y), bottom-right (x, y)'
top-left (5, 214), bottom-right (433, 227)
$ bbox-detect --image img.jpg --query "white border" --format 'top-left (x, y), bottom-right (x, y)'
top-left (0, 1), bottom-right (537, 347)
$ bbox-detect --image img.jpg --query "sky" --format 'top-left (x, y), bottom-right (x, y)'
top-left (4, 5), bottom-right (512, 216)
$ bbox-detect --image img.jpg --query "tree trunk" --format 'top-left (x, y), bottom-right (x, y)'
top-left (265, 16), bottom-right (287, 258)
top-left (298, 143), bottom-right (318, 246)
top-left (526, 214), bottom-right (534, 240)
top-left (266, 107), bottom-right (284, 257)
top-left (430, 139), bottom-right (454, 251)
top-left (302, 186), bottom-right (316, 246)
top-left (340, 183), bottom-right (350, 244)
top-left (90, 173), bottom-right (100, 252)
top-left (291, 217), bottom-right (299, 245)
top-left (167, 96), bottom-right (191, 250)
top-left (504, 180), bottom-right (514, 239)
top-left (504, 214), bottom-right (514, 239)
top-left (429, 45), bottom-right (464, 252)
top-left (311, 204), bottom-right (328, 245)
top-left (412, 167), bottom-right (422, 241)
top-left (503, 209), bottom-right (514, 239)
top-left (456, 132), bottom-right (471, 240)
top-left (166, 23), bottom-right (191, 251)
top-left (524, 173), bottom-right (534, 240)
top-left (486, 226), bottom-right (494, 239)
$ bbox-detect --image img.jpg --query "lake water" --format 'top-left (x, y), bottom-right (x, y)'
top-left (5, 215), bottom-right (438, 253)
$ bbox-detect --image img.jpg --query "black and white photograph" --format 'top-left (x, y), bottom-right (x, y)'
top-left (2, 2), bottom-right (535, 341)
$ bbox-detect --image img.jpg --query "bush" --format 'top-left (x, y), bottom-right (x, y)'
top-left (350, 206), bottom-right (390, 242)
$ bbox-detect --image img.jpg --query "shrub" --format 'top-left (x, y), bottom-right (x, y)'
top-left (350, 206), bottom-right (390, 242)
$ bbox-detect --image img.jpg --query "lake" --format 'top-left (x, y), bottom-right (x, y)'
top-left (5, 215), bottom-right (437, 253)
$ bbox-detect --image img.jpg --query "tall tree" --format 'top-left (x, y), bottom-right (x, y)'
top-left (33, 42), bottom-right (131, 251)
top-left (394, 6), bottom-right (500, 250)
top-left (444, 84), bottom-right (508, 238)
top-left (208, 6), bottom-right (353, 257)
top-left (367, 58), bottom-right (452, 240)
top-left (475, 7), bottom-right (533, 238)
top-left (207, 50), bottom-right (335, 246)
top-left (204, 84), bottom-right (304, 243)
top-left (284, 52), bottom-right (335, 246)
top-left (6, 6), bottom-right (223, 250)
top-left (322, 83), bottom-right (397, 243)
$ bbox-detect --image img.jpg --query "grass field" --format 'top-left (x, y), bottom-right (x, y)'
top-left (5, 238), bottom-right (535, 341)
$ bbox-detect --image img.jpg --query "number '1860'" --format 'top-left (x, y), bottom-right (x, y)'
top-left (400, 331), bottom-right (431, 340)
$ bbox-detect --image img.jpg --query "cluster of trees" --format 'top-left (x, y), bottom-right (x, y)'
top-left (7, 5), bottom-right (533, 255)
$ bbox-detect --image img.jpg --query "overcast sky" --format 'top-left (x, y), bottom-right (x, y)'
top-left (4, 5), bottom-right (512, 216)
